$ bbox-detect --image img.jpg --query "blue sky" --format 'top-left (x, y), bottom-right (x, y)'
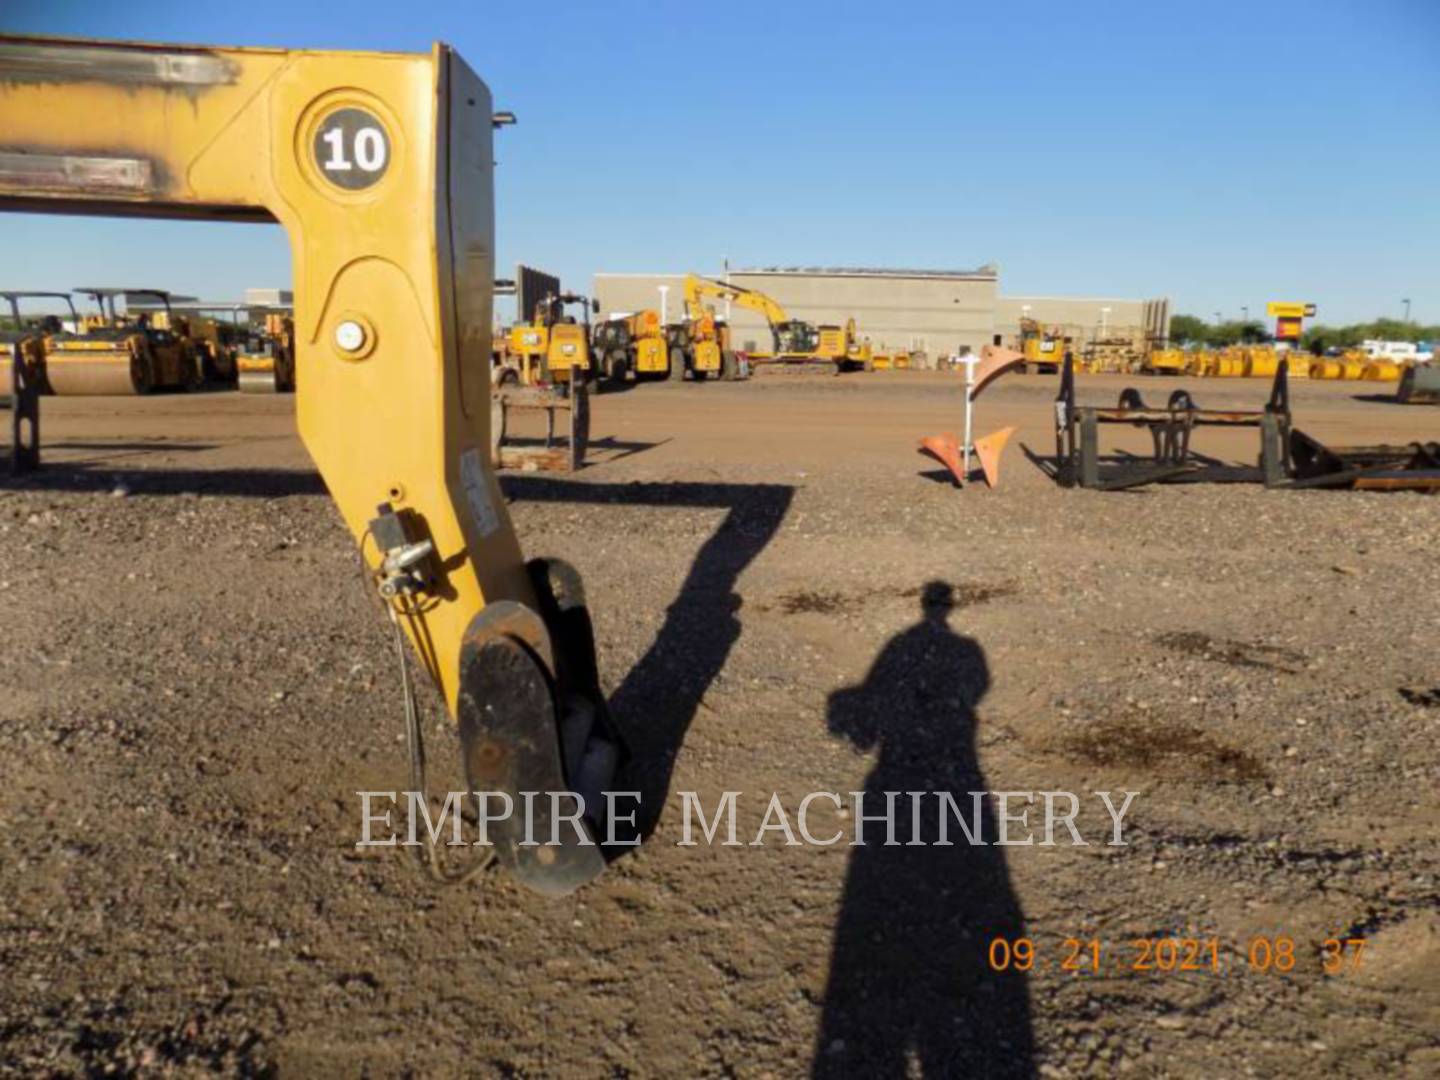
top-left (2, 0), bottom-right (1437, 325)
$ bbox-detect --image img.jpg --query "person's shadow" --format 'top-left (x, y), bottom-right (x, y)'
top-left (813, 581), bottom-right (1035, 1079)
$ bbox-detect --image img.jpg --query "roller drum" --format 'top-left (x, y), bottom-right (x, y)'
top-left (44, 352), bottom-right (141, 395)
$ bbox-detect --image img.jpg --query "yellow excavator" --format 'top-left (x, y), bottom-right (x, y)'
top-left (682, 273), bottom-right (868, 374)
top-left (0, 33), bottom-right (624, 895)
top-left (45, 287), bottom-right (202, 394)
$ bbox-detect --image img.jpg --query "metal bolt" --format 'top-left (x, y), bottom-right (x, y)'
top-left (335, 320), bottom-right (367, 352)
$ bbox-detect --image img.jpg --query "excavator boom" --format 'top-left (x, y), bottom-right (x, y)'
top-left (0, 34), bottom-right (623, 895)
top-left (682, 273), bottom-right (789, 327)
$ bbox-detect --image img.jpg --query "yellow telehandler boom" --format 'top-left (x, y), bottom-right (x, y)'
top-left (0, 34), bottom-right (623, 895)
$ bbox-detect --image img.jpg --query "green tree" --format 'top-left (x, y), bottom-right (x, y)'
top-left (1169, 314), bottom-right (1210, 346)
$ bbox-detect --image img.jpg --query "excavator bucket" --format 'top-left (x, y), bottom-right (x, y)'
top-left (1397, 365), bottom-right (1440, 405)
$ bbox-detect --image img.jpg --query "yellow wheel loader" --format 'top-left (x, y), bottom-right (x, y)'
top-left (0, 33), bottom-right (628, 894)
top-left (45, 287), bottom-right (202, 395)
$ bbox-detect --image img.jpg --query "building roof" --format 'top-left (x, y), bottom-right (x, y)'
top-left (733, 264), bottom-right (999, 281)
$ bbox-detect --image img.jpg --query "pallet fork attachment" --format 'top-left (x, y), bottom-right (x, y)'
top-left (0, 35), bottom-right (624, 894)
top-left (1053, 356), bottom-right (1293, 490)
top-left (491, 381), bottom-right (589, 472)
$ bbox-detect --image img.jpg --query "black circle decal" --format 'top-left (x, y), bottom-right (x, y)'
top-left (313, 107), bottom-right (390, 190)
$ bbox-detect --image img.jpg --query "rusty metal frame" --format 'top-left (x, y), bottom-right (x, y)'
top-left (1287, 432), bottom-right (1440, 491)
top-left (1054, 356), bottom-right (1292, 490)
top-left (491, 381), bottom-right (589, 472)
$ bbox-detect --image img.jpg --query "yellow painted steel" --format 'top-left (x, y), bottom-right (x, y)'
top-left (0, 35), bottom-right (530, 713)
top-left (1243, 347), bottom-right (1279, 378)
top-left (1145, 347), bottom-right (1186, 374)
top-left (1212, 351), bottom-right (1246, 377)
top-left (1361, 360), bottom-right (1404, 382)
top-left (545, 323), bottom-right (589, 381)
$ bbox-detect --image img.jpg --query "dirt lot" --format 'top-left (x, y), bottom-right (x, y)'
top-left (1, 371), bottom-right (1437, 1077)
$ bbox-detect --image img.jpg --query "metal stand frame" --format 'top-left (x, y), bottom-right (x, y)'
top-left (491, 380), bottom-right (589, 472)
top-left (1054, 356), bottom-right (1292, 490)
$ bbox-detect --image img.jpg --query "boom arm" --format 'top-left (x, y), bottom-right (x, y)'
top-left (682, 273), bottom-right (788, 327)
top-left (0, 35), bottom-right (621, 895)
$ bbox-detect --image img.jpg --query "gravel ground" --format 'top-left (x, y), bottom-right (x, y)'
top-left (0, 374), bottom-right (1436, 1077)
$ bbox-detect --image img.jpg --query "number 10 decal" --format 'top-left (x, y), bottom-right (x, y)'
top-left (313, 107), bottom-right (390, 190)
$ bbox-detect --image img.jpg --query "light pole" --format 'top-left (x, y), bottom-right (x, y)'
top-left (1241, 305), bottom-right (1249, 323)
top-left (1403, 298), bottom-right (1412, 323)
top-left (1213, 310), bottom-right (1222, 325)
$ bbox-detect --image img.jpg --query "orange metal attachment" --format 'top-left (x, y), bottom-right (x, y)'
top-left (973, 426), bottom-right (1015, 488)
top-left (974, 345), bottom-right (1026, 398)
top-left (918, 432), bottom-right (965, 485)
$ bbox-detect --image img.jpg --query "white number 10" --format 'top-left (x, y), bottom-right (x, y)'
top-left (321, 126), bottom-right (387, 173)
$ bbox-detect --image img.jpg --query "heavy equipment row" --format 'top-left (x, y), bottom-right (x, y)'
top-left (0, 286), bottom-right (296, 396)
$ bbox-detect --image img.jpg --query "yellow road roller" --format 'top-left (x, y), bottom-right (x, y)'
top-left (0, 291), bottom-right (75, 395)
top-left (236, 311), bottom-right (296, 393)
top-left (46, 288), bottom-right (201, 395)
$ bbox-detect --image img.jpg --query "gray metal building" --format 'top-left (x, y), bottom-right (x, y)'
top-left (594, 266), bottom-right (1170, 358)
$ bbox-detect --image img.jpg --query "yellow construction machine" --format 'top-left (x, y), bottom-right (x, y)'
top-left (683, 273), bottom-right (868, 374)
top-left (0, 33), bottom-right (625, 895)
top-left (184, 309), bottom-right (243, 385)
top-left (0, 291), bottom-right (76, 395)
top-left (128, 296), bottom-right (246, 384)
top-left (45, 287), bottom-right (202, 394)
top-left (236, 309), bottom-right (296, 393)
top-left (1143, 347), bottom-right (1186, 375)
top-left (506, 292), bottom-right (597, 391)
top-left (1017, 318), bottom-right (1070, 375)
top-left (592, 309), bottom-right (670, 382)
